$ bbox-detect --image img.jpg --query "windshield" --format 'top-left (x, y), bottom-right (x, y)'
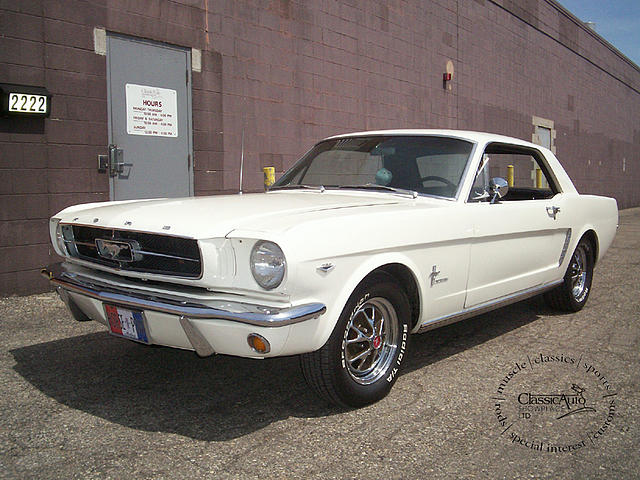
top-left (273, 136), bottom-right (474, 198)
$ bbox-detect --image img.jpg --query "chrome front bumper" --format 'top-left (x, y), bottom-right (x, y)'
top-left (42, 262), bottom-right (327, 357)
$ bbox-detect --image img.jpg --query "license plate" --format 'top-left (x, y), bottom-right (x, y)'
top-left (105, 304), bottom-right (150, 344)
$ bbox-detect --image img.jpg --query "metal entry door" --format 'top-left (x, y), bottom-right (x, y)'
top-left (107, 34), bottom-right (193, 200)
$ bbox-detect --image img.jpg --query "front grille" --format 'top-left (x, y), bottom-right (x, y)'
top-left (61, 225), bottom-right (202, 278)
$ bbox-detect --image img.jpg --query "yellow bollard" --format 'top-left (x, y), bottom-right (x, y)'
top-left (263, 166), bottom-right (275, 190)
top-left (535, 168), bottom-right (542, 188)
top-left (507, 165), bottom-right (514, 187)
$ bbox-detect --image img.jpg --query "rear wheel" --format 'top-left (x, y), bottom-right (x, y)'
top-left (301, 273), bottom-right (411, 408)
top-left (544, 237), bottom-right (594, 312)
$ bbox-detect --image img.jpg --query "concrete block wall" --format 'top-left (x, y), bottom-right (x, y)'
top-left (455, 0), bottom-right (640, 206)
top-left (0, 0), bottom-right (639, 295)
top-left (0, 0), bottom-right (225, 293)
top-left (204, 0), bottom-right (639, 201)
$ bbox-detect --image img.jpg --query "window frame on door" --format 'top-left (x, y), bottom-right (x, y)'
top-left (467, 142), bottom-right (563, 203)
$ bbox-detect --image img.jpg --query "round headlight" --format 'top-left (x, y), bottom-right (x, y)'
top-left (250, 241), bottom-right (286, 290)
top-left (53, 221), bottom-right (73, 256)
top-left (52, 220), bottom-right (67, 256)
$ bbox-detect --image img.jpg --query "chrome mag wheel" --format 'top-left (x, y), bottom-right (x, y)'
top-left (300, 273), bottom-right (410, 407)
top-left (570, 244), bottom-right (589, 302)
top-left (344, 297), bottom-right (399, 385)
top-left (544, 237), bottom-right (594, 312)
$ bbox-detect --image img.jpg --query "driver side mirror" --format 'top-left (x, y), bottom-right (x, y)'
top-left (489, 177), bottom-right (508, 204)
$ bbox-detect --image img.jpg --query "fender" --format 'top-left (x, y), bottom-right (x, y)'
top-left (306, 252), bottom-right (426, 351)
top-left (561, 196), bottom-right (617, 268)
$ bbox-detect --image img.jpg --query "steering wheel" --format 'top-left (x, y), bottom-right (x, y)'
top-left (420, 175), bottom-right (457, 189)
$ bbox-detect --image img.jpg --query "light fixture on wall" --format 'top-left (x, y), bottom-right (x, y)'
top-left (443, 60), bottom-right (454, 90)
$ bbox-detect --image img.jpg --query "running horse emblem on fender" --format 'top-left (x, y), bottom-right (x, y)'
top-left (430, 265), bottom-right (448, 287)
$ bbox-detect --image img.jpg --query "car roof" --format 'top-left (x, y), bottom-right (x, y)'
top-left (324, 129), bottom-right (544, 151)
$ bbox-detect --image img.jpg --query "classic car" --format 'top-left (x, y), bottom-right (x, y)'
top-left (43, 130), bottom-right (618, 407)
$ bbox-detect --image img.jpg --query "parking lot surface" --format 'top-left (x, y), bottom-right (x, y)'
top-left (1, 208), bottom-right (639, 479)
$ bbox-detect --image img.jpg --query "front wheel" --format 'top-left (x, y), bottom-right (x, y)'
top-left (300, 273), bottom-right (411, 408)
top-left (544, 237), bottom-right (594, 312)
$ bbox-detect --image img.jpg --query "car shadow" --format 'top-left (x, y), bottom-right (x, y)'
top-left (11, 297), bottom-right (552, 441)
top-left (403, 295), bottom-right (559, 374)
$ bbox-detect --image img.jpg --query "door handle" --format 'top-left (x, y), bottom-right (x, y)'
top-left (108, 144), bottom-right (124, 177)
top-left (546, 205), bottom-right (560, 219)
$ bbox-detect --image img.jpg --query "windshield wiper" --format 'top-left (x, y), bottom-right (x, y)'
top-left (269, 184), bottom-right (326, 192)
top-left (338, 184), bottom-right (418, 198)
top-left (271, 183), bottom-right (419, 198)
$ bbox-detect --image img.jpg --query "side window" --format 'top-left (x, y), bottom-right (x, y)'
top-left (468, 144), bottom-right (559, 202)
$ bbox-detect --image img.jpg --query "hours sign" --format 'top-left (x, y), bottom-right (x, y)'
top-left (126, 83), bottom-right (178, 137)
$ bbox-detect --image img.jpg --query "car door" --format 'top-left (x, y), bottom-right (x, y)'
top-left (464, 144), bottom-right (570, 308)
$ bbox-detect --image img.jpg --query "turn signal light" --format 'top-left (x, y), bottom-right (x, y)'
top-left (247, 333), bottom-right (271, 354)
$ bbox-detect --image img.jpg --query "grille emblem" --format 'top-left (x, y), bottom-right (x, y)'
top-left (95, 239), bottom-right (135, 262)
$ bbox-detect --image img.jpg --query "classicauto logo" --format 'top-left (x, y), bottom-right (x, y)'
top-left (492, 353), bottom-right (619, 453)
top-left (517, 383), bottom-right (597, 419)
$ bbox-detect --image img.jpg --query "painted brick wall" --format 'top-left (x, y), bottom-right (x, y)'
top-left (0, 0), bottom-right (225, 294)
top-left (210, 0), bottom-right (640, 199)
top-left (0, 0), bottom-right (639, 296)
top-left (1, 1), bottom-right (108, 294)
top-left (456, 0), bottom-right (640, 206)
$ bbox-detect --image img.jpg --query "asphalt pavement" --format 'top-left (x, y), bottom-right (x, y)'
top-left (1, 208), bottom-right (639, 479)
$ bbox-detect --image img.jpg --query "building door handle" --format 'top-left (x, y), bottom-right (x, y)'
top-left (108, 144), bottom-right (124, 177)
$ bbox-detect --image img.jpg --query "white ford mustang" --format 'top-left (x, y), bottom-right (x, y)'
top-left (44, 130), bottom-right (618, 407)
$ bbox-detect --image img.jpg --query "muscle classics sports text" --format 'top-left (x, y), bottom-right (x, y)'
top-left (496, 354), bottom-right (613, 395)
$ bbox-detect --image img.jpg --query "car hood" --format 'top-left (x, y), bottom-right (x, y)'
top-left (55, 191), bottom-right (411, 239)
